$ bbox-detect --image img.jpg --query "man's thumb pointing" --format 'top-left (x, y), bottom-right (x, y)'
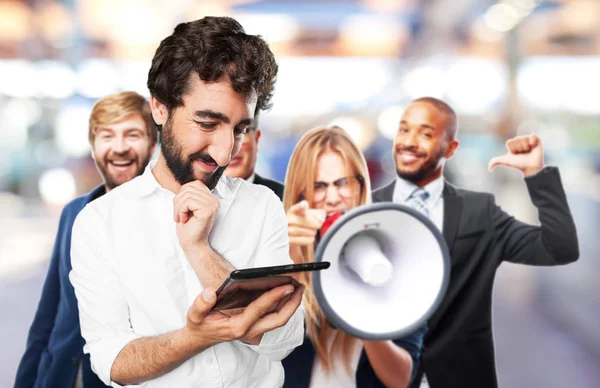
top-left (488, 156), bottom-right (506, 172)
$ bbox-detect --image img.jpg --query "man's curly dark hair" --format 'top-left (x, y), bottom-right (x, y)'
top-left (147, 16), bottom-right (278, 114)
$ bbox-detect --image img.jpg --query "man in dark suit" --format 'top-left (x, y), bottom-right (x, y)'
top-left (372, 97), bottom-right (579, 388)
top-left (15, 92), bottom-right (157, 388)
top-left (224, 110), bottom-right (284, 199)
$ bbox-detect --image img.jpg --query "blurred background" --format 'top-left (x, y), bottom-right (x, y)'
top-left (1, 0), bottom-right (599, 386)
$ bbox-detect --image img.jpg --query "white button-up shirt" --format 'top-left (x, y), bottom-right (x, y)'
top-left (392, 175), bottom-right (445, 231)
top-left (70, 162), bottom-right (304, 388)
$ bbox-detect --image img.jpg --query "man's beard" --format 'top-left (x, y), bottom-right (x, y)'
top-left (96, 150), bottom-right (151, 191)
top-left (161, 116), bottom-right (226, 190)
top-left (394, 146), bottom-right (445, 183)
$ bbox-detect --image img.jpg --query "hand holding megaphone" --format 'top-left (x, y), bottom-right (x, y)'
top-left (286, 200), bottom-right (327, 246)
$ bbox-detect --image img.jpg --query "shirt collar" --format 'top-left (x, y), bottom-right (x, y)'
top-left (134, 160), bottom-right (234, 200)
top-left (393, 174), bottom-right (444, 203)
top-left (246, 173), bottom-right (256, 184)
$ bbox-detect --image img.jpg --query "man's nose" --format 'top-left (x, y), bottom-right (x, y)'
top-left (208, 128), bottom-right (235, 166)
top-left (113, 135), bottom-right (130, 154)
top-left (401, 131), bottom-right (418, 148)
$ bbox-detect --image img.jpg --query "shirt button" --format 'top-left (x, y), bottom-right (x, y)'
top-left (206, 357), bottom-right (214, 365)
top-left (71, 357), bottom-right (78, 365)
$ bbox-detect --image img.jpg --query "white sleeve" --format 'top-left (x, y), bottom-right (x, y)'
top-left (69, 205), bottom-right (141, 386)
top-left (242, 191), bottom-right (305, 360)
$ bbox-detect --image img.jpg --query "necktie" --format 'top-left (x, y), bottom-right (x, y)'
top-left (408, 187), bottom-right (431, 388)
top-left (406, 187), bottom-right (430, 217)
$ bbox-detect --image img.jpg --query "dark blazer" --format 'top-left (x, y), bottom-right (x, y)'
top-left (372, 167), bottom-right (579, 388)
top-left (254, 173), bottom-right (285, 200)
top-left (15, 186), bottom-right (108, 388)
top-left (283, 325), bottom-right (427, 388)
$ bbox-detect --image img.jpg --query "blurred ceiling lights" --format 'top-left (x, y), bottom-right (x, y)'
top-left (76, 59), bottom-right (120, 98)
top-left (0, 99), bottom-right (41, 152)
top-left (484, 0), bottom-right (538, 32)
top-left (54, 101), bottom-right (94, 157)
top-left (339, 15), bottom-right (409, 56)
top-left (328, 116), bottom-right (377, 150)
top-left (0, 2), bottom-right (31, 41)
top-left (38, 168), bottom-right (77, 207)
top-left (378, 105), bottom-right (405, 140)
top-left (362, 0), bottom-right (413, 13)
top-left (234, 13), bottom-right (300, 43)
top-left (38, 60), bottom-right (77, 99)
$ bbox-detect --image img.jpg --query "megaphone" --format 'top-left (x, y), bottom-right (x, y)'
top-left (313, 202), bottom-right (450, 340)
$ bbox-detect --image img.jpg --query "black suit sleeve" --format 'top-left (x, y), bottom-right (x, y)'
top-left (492, 166), bottom-right (579, 265)
top-left (254, 174), bottom-right (285, 201)
top-left (273, 183), bottom-right (284, 201)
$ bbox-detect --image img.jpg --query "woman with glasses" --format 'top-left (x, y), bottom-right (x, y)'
top-left (281, 125), bottom-right (426, 388)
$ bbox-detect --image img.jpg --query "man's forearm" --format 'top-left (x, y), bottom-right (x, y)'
top-left (523, 166), bottom-right (579, 264)
top-left (110, 327), bottom-right (208, 386)
top-left (184, 245), bottom-right (235, 289)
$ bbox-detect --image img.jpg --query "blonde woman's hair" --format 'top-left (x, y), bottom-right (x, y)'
top-left (88, 91), bottom-right (157, 145)
top-left (283, 125), bottom-right (371, 373)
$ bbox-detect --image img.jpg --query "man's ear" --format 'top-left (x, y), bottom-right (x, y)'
top-left (255, 129), bottom-right (262, 149)
top-left (149, 95), bottom-right (168, 126)
top-left (445, 139), bottom-right (459, 159)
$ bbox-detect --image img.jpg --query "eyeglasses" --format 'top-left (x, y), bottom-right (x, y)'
top-left (313, 176), bottom-right (363, 202)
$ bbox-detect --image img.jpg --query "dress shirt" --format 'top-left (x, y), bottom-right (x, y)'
top-left (392, 175), bottom-right (443, 388)
top-left (70, 161), bottom-right (304, 388)
top-left (392, 176), bottom-right (444, 232)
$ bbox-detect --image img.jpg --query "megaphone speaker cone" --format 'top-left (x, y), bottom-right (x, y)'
top-left (344, 234), bottom-right (393, 287)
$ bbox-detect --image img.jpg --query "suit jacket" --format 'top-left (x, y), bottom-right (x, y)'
top-left (15, 186), bottom-right (108, 388)
top-left (254, 173), bottom-right (285, 200)
top-left (282, 324), bottom-right (427, 388)
top-left (372, 167), bottom-right (579, 388)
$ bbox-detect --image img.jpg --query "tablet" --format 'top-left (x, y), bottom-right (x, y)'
top-left (213, 262), bottom-right (330, 310)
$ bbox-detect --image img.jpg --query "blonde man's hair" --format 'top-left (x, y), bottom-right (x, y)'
top-left (88, 91), bottom-right (157, 144)
top-left (283, 125), bottom-right (371, 374)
